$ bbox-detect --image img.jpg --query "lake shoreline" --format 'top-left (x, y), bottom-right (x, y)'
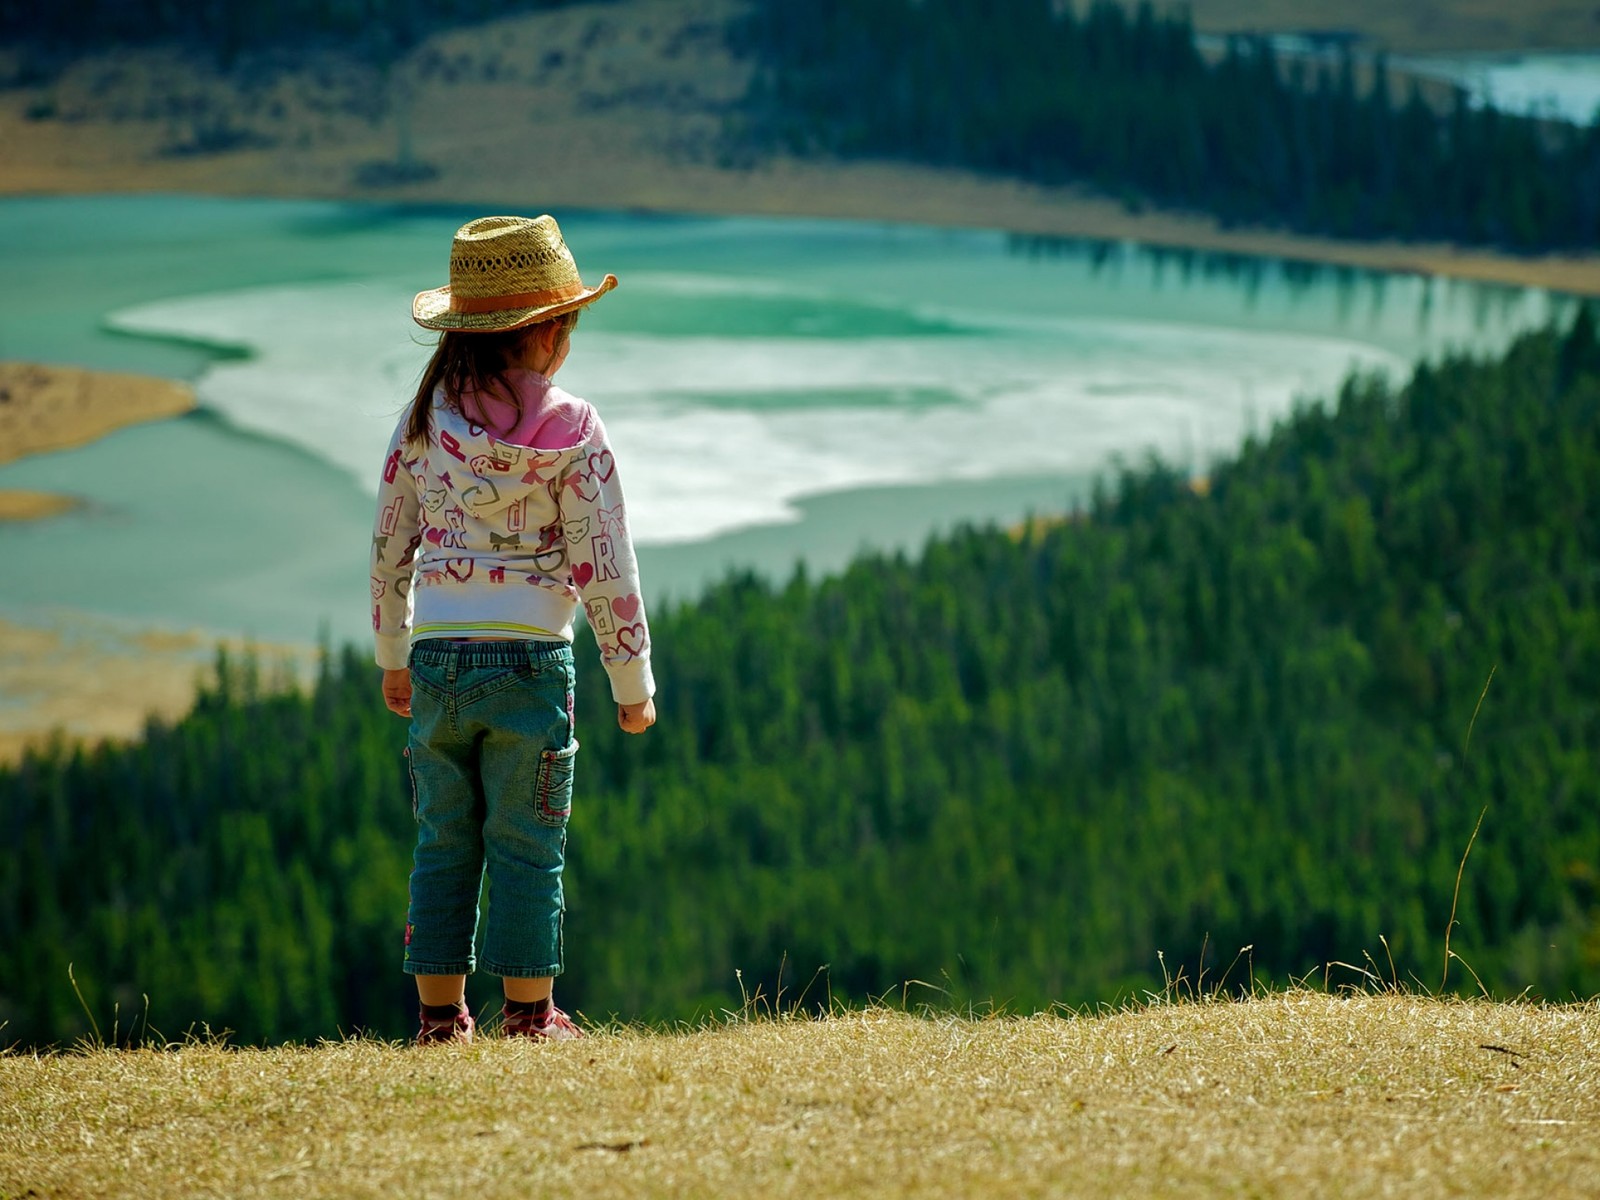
top-left (0, 361), bottom-right (196, 524)
top-left (9, 141), bottom-right (1600, 303)
top-left (2, 0), bottom-right (1598, 299)
top-left (0, 362), bottom-right (196, 467)
top-left (3, 0), bottom-right (1595, 758)
top-left (0, 363), bottom-right (228, 763)
top-left (0, 613), bottom-right (316, 765)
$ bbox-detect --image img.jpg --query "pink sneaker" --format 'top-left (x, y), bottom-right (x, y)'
top-left (502, 1003), bottom-right (583, 1041)
top-left (415, 1005), bottom-right (475, 1046)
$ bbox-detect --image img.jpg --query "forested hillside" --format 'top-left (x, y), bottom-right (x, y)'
top-left (3, 311), bottom-right (1599, 1047)
top-left (5, 1), bottom-right (1596, 255)
top-left (0, 0), bottom-right (581, 60)
top-left (734, 0), bottom-right (1600, 251)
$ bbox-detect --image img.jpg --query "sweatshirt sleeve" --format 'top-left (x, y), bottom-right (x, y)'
top-left (371, 423), bottom-right (423, 671)
top-left (558, 415), bottom-right (656, 705)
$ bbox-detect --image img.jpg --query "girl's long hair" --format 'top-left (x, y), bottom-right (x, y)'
top-left (404, 312), bottom-right (577, 444)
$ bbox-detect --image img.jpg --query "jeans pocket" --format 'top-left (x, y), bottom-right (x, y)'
top-left (535, 738), bottom-right (579, 826)
top-left (458, 663), bottom-right (533, 709)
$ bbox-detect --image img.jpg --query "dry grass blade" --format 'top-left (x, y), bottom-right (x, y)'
top-left (1442, 666), bottom-right (1496, 993)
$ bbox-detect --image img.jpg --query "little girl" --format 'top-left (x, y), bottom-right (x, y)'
top-left (370, 214), bottom-right (656, 1045)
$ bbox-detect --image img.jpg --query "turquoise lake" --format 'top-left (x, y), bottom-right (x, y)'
top-left (0, 195), bottom-right (1580, 648)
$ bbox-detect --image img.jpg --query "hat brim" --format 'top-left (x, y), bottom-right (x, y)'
top-left (412, 274), bottom-right (619, 332)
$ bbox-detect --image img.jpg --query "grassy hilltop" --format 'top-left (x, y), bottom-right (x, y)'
top-left (3, 994), bottom-right (1598, 1198)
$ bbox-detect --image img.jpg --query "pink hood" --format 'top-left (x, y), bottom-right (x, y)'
top-left (459, 369), bottom-right (594, 452)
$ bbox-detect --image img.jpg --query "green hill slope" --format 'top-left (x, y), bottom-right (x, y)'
top-left (2, 311), bottom-right (1598, 1047)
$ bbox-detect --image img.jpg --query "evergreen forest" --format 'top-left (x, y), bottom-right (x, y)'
top-left (0, 0), bottom-right (570, 60)
top-left (733, 0), bottom-right (1600, 251)
top-left (4, 310), bottom-right (1599, 1048)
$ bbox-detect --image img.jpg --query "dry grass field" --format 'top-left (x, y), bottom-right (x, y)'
top-left (3, 993), bottom-right (1597, 1198)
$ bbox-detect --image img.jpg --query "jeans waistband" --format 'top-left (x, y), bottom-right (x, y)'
top-left (410, 639), bottom-right (571, 668)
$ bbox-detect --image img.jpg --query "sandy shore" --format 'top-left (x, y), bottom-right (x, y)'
top-left (0, 361), bottom-right (195, 467)
top-left (2, 0), bottom-right (1598, 297)
top-left (0, 360), bottom-right (195, 520)
top-left (0, 490), bottom-right (79, 521)
top-left (0, 362), bottom-right (221, 762)
top-left (0, 614), bottom-right (316, 765)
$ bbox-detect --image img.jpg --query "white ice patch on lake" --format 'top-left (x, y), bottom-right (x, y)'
top-left (1396, 52), bottom-right (1600, 126)
top-left (108, 278), bottom-right (1402, 546)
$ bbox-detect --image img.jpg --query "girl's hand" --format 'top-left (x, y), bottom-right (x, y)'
top-left (382, 667), bottom-right (412, 718)
top-left (618, 698), bottom-right (656, 734)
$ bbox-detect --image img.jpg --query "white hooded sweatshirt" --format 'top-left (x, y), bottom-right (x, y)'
top-left (370, 369), bottom-right (654, 705)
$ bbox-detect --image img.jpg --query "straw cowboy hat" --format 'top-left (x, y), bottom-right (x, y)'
top-left (412, 214), bottom-right (618, 333)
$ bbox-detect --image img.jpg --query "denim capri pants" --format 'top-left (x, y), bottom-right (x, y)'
top-left (403, 638), bottom-right (577, 979)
